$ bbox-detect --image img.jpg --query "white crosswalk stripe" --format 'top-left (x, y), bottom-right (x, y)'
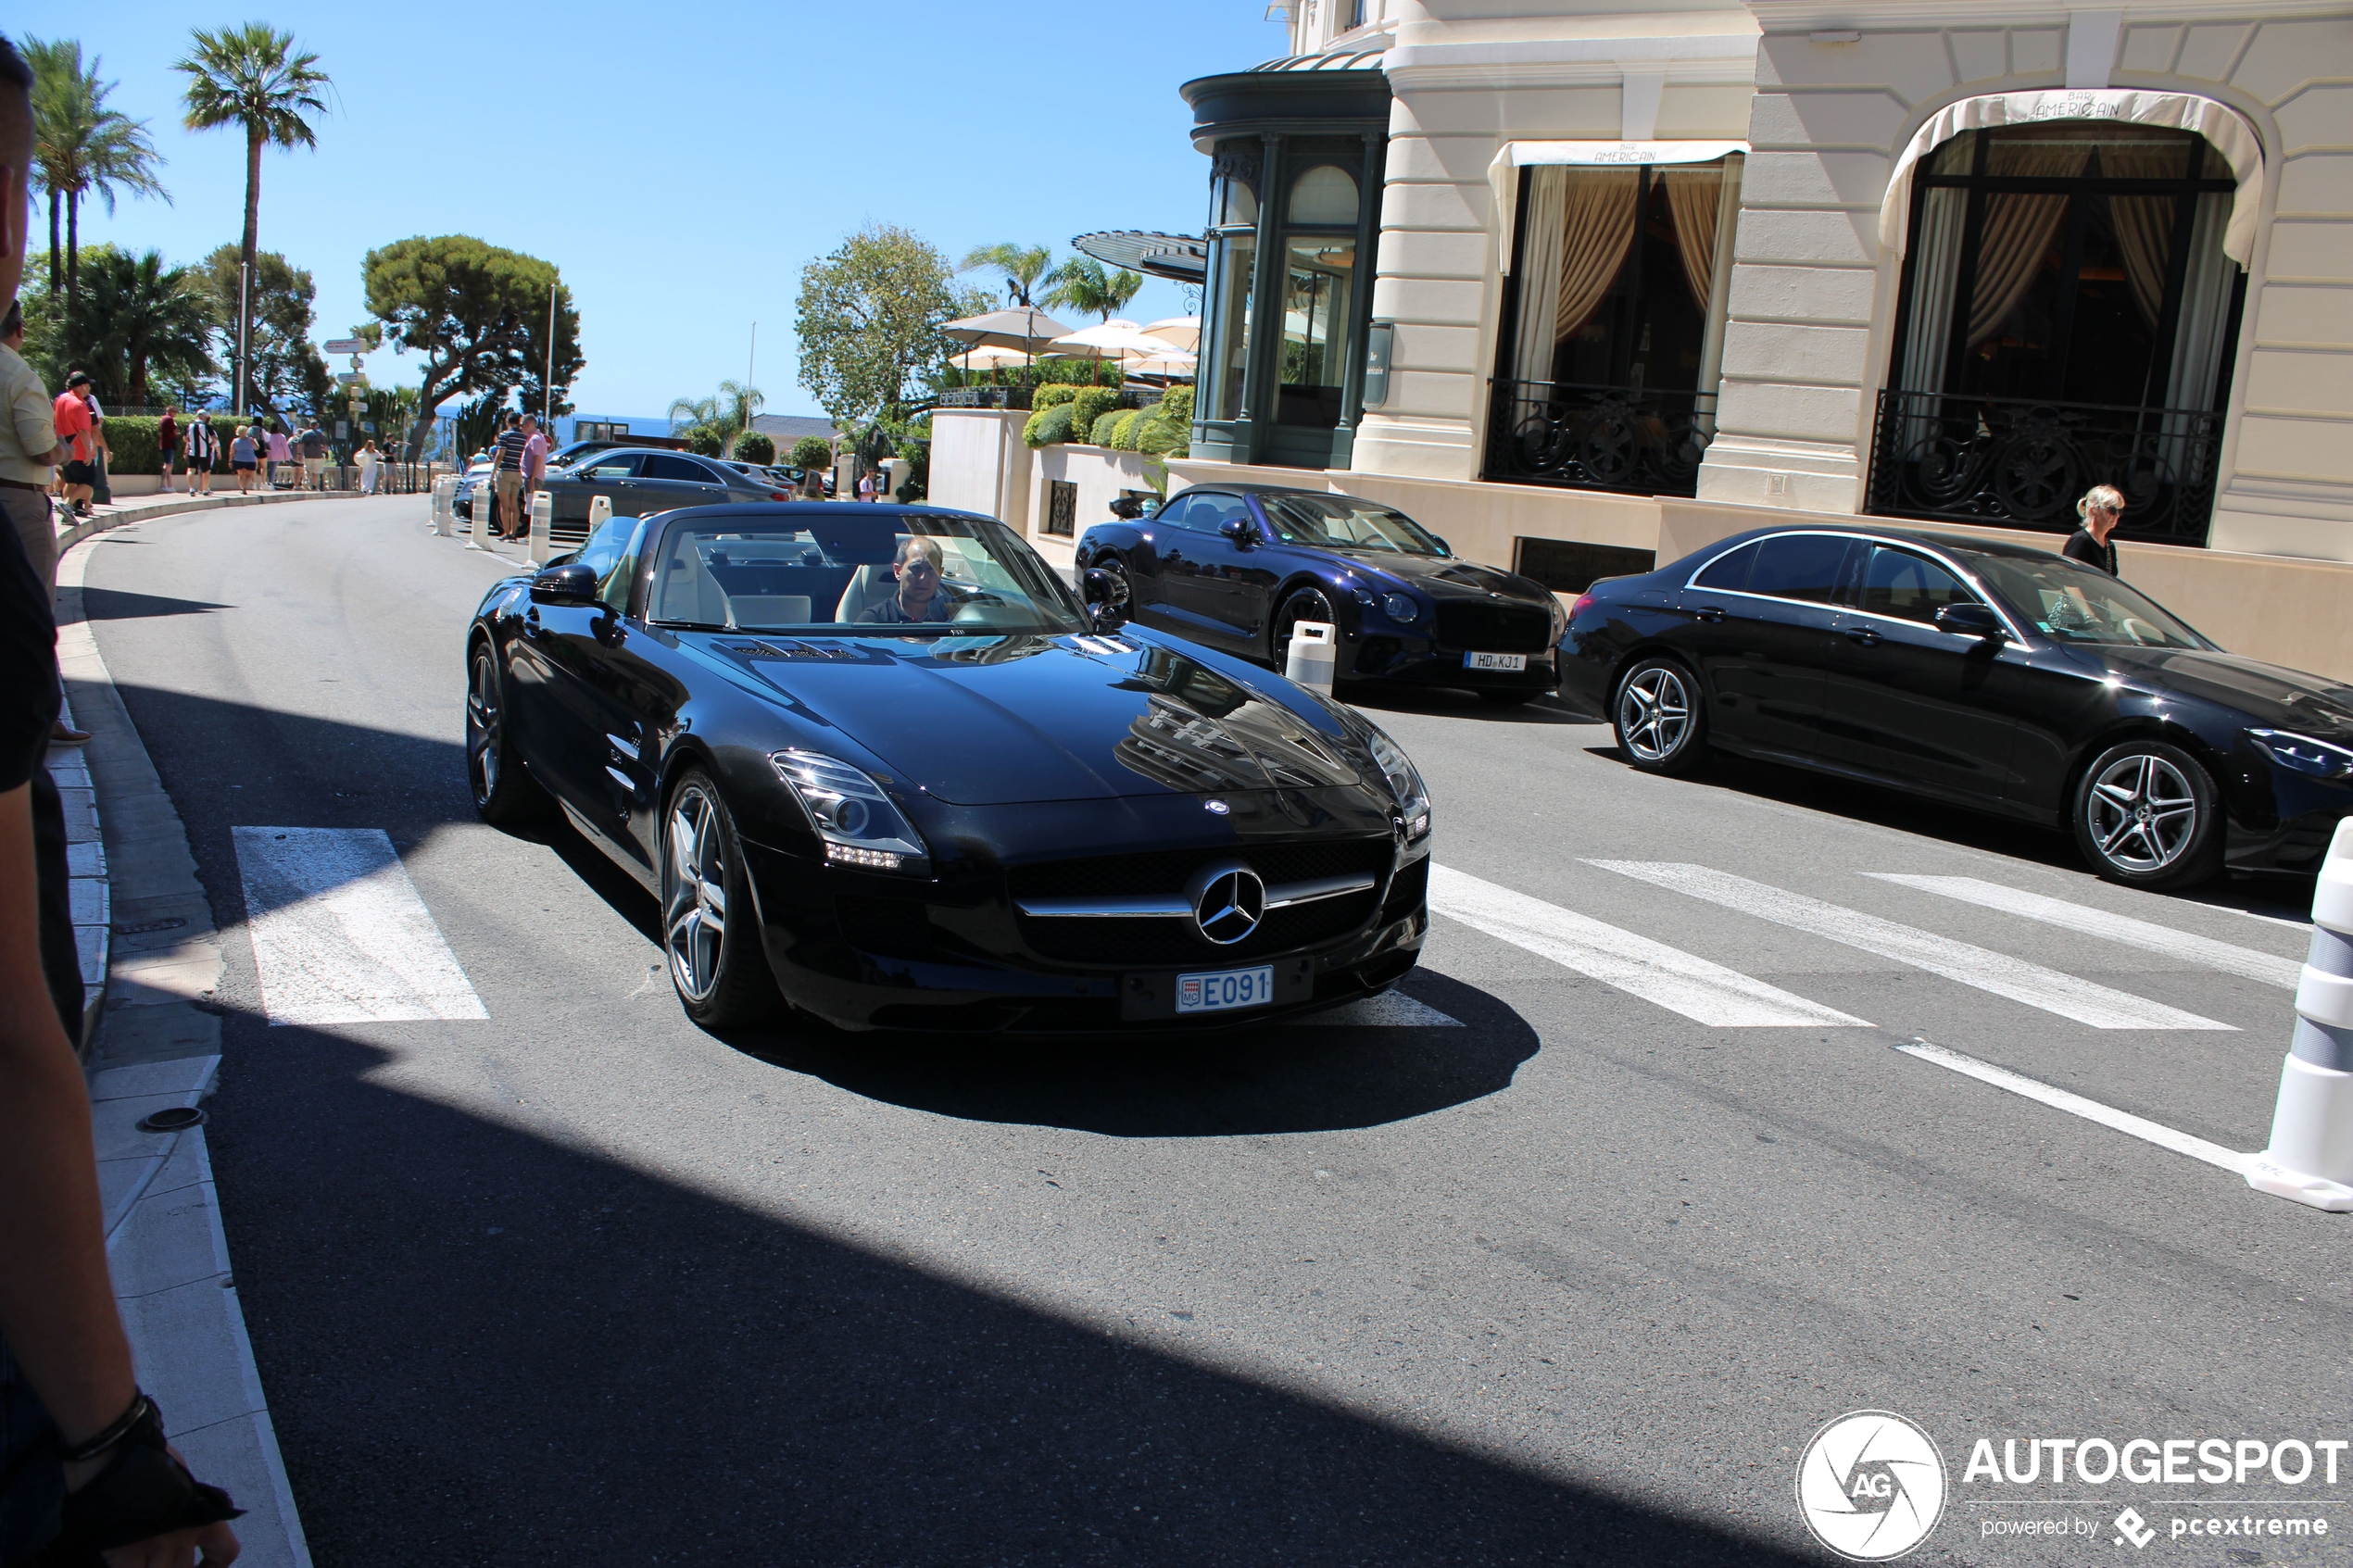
top-left (1864, 873), bottom-right (2302, 989)
top-left (234, 827), bottom-right (487, 1026)
top-left (1585, 861), bottom-right (2234, 1031)
top-left (1429, 865), bottom-right (1869, 1027)
top-left (1894, 1039), bottom-right (2250, 1173)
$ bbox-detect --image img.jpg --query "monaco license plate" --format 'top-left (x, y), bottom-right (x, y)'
top-left (1176, 965), bottom-right (1277, 1015)
top-left (1465, 650), bottom-right (1528, 671)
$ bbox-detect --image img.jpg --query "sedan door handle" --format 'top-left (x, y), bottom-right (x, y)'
top-left (1844, 625), bottom-right (1882, 646)
top-left (1693, 606), bottom-right (1725, 623)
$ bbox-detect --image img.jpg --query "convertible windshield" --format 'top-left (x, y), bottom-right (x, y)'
top-left (1257, 495), bottom-right (1449, 556)
top-left (646, 512), bottom-right (1088, 635)
top-left (1959, 551), bottom-right (2210, 650)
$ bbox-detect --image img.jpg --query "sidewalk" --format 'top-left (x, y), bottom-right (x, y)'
top-left (52, 503), bottom-right (315, 1568)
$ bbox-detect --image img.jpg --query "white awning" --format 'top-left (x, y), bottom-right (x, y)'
top-left (1490, 141), bottom-right (1747, 272)
top-left (1880, 91), bottom-right (2265, 267)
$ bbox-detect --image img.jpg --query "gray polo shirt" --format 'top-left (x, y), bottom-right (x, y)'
top-left (0, 345), bottom-right (57, 486)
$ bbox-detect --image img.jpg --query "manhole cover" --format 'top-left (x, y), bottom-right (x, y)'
top-left (136, 1107), bottom-right (206, 1133)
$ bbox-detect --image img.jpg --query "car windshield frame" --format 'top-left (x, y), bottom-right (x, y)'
top-left (1254, 494), bottom-right (1451, 557)
top-left (1954, 548), bottom-right (2214, 651)
top-left (643, 510), bottom-right (1091, 637)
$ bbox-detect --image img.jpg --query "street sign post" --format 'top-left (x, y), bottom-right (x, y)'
top-left (322, 338), bottom-right (371, 356)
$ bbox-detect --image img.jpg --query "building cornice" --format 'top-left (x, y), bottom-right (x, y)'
top-left (1385, 34), bottom-right (1762, 91)
top-left (1743, 0), bottom-right (2353, 28)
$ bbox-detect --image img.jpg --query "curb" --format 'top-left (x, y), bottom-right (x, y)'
top-left (54, 486), bottom-right (328, 558)
top-left (55, 526), bottom-right (314, 1568)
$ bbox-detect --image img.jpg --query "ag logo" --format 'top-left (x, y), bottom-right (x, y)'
top-left (1795, 1411), bottom-right (1947, 1561)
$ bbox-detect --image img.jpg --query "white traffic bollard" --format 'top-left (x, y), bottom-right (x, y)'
top-left (586, 494), bottom-right (612, 534)
top-left (1284, 620), bottom-right (1338, 696)
top-left (2246, 816), bottom-right (2353, 1211)
top-left (528, 491), bottom-right (555, 565)
top-left (432, 474), bottom-right (455, 536)
top-left (468, 480), bottom-right (491, 550)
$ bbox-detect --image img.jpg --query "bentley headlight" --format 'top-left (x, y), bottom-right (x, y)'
top-left (1365, 728), bottom-right (1431, 843)
top-left (1548, 594), bottom-right (1569, 646)
top-left (771, 751), bottom-right (930, 871)
top-left (1381, 592), bottom-right (1419, 624)
top-left (2247, 730), bottom-right (2353, 779)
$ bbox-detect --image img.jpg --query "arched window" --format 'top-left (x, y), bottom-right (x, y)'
top-left (1289, 165), bottom-right (1358, 226)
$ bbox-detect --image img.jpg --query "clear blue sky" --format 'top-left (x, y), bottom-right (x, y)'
top-left (48, 3), bottom-right (1293, 420)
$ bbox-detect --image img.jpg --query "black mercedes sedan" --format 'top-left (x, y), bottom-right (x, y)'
top-left (465, 502), bottom-right (1432, 1031)
top-left (1076, 484), bottom-right (1567, 702)
top-left (1560, 522), bottom-right (2353, 889)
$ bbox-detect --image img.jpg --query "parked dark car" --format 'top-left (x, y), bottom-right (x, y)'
top-left (1559, 522), bottom-right (2353, 889)
top-left (465, 502), bottom-right (1432, 1030)
top-left (538, 447), bottom-right (792, 525)
top-left (1076, 484), bottom-right (1567, 703)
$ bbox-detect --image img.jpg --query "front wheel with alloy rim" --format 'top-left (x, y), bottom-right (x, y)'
top-left (1613, 656), bottom-right (1708, 775)
top-left (2072, 738), bottom-right (2224, 889)
top-left (467, 644), bottom-right (550, 825)
top-left (662, 769), bottom-right (782, 1027)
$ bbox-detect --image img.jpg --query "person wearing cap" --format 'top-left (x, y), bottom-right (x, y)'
top-left (49, 371), bottom-right (93, 517)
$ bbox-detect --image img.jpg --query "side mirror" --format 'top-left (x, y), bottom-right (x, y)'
top-left (1219, 517), bottom-right (1256, 546)
top-left (530, 562), bottom-right (599, 607)
top-left (1935, 602), bottom-right (2005, 639)
top-left (1081, 566), bottom-right (1130, 631)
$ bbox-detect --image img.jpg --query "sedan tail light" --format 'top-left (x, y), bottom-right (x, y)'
top-left (1571, 593), bottom-right (1596, 620)
top-left (769, 491), bottom-right (791, 501)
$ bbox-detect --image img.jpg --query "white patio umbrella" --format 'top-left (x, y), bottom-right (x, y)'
top-left (950, 344), bottom-right (1036, 370)
top-left (1045, 320), bottom-right (1192, 363)
top-left (1127, 349), bottom-right (1199, 380)
top-left (941, 307), bottom-right (1076, 355)
top-left (1139, 316), bottom-right (1201, 354)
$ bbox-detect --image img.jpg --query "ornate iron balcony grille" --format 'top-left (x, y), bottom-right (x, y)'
top-left (1483, 381), bottom-right (1716, 498)
top-left (1867, 390), bottom-right (2221, 546)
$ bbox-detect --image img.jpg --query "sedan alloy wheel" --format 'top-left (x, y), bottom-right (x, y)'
top-left (466, 646), bottom-right (547, 825)
top-left (2073, 740), bottom-right (2222, 889)
top-left (1614, 657), bottom-right (1708, 775)
top-left (661, 771), bottom-right (779, 1026)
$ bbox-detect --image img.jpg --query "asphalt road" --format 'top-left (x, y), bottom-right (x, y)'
top-left (80, 495), bottom-right (2352, 1565)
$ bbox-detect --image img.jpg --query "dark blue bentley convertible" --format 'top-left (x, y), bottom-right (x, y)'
top-left (1076, 484), bottom-right (1567, 704)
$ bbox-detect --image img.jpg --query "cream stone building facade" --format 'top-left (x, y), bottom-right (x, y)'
top-left (930, 0), bottom-right (2353, 676)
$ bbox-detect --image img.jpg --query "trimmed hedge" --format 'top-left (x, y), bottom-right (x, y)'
top-left (789, 435), bottom-right (834, 470)
top-left (1088, 409), bottom-right (1127, 445)
top-left (1068, 386), bottom-right (1120, 445)
top-left (1108, 408), bottom-right (1142, 450)
top-left (734, 430), bottom-right (775, 464)
top-left (1031, 383), bottom-right (1079, 411)
top-left (1021, 403), bottom-right (1076, 447)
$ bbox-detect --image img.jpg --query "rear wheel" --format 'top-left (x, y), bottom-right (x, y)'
top-left (467, 644), bottom-right (550, 825)
top-left (662, 769), bottom-right (782, 1028)
top-left (1613, 656), bottom-right (1708, 775)
top-left (2072, 739), bottom-right (2224, 889)
top-left (1273, 587), bottom-right (1339, 669)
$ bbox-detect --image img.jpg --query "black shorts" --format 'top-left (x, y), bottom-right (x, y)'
top-left (60, 460), bottom-right (93, 485)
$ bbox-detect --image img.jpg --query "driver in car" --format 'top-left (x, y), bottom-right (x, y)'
top-left (859, 534), bottom-right (957, 624)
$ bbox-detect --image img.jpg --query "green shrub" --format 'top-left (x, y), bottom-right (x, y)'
top-left (683, 424), bottom-right (724, 457)
top-left (99, 417), bottom-right (161, 474)
top-left (1022, 403), bottom-right (1076, 447)
top-left (1088, 409), bottom-right (1127, 445)
top-left (734, 430), bottom-right (775, 464)
top-left (1031, 383), bottom-right (1079, 410)
top-left (1036, 358), bottom-right (1117, 387)
top-left (1108, 409), bottom-right (1142, 450)
top-left (1159, 384), bottom-right (1194, 424)
top-left (1069, 386), bottom-right (1120, 444)
top-left (789, 434), bottom-right (833, 470)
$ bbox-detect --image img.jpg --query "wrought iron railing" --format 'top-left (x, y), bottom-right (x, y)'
top-left (1483, 380), bottom-right (1716, 497)
top-left (1867, 390), bottom-right (2221, 546)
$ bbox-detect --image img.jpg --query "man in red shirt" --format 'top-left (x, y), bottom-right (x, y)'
top-left (49, 371), bottom-right (92, 517)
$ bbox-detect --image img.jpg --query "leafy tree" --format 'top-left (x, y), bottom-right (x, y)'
top-left (23, 39), bottom-right (168, 334)
top-left (175, 24), bottom-right (329, 411)
top-left (959, 242), bottom-right (1051, 309)
top-left (1040, 257), bottom-right (1142, 324)
top-left (795, 224), bottom-right (958, 433)
top-left (72, 248), bottom-right (215, 408)
top-left (733, 430), bottom-right (775, 464)
top-left (362, 235), bottom-right (583, 459)
top-left (199, 245), bottom-right (328, 419)
top-left (789, 434), bottom-right (834, 470)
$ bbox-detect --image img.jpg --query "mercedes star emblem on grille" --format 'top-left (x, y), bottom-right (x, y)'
top-left (1188, 860), bottom-right (1265, 946)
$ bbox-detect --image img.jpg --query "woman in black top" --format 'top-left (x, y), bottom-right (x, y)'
top-left (2062, 484), bottom-right (2125, 575)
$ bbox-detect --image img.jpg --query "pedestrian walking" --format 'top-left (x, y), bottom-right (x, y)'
top-left (77, 379), bottom-right (109, 506)
top-left (518, 416), bottom-right (547, 540)
top-left (2064, 484), bottom-right (2125, 576)
top-left (489, 412), bottom-right (527, 539)
top-left (0, 40), bottom-right (245, 1567)
top-left (49, 370), bottom-right (94, 518)
top-left (182, 411), bottom-right (218, 494)
top-left (856, 467), bottom-right (879, 503)
top-left (296, 420), bottom-right (329, 490)
top-left (230, 425), bottom-right (258, 493)
top-left (356, 437), bottom-right (380, 495)
top-left (267, 422), bottom-right (294, 490)
top-left (157, 406), bottom-right (180, 493)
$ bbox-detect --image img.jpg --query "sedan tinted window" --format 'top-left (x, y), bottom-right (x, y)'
top-left (1747, 534), bottom-right (1853, 603)
top-left (580, 455), bottom-right (639, 482)
top-left (643, 454), bottom-right (720, 483)
top-left (1691, 541), bottom-right (1758, 590)
top-left (1860, 546), bottom-right (1978, 624)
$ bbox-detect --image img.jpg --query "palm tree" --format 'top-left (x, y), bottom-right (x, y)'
top-left (74, 248), bottom-right (217, 408)
top-left (960, 243), bottom-right (1053, 309)
top-left (1040, 258), bottom-right (1144, 323)
top-left (667, 381), bottom-right (764, 455)
top-left (24, 39), bottom-right (169, 332)
top-left (175, 24), bottom-right (328, 411)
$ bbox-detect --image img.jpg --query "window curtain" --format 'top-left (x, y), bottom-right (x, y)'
top-left (1554, 169), bottom-right (1642, 344)
top-left (1511, 167), bottom-right (1568, 387)
top-left (1660, 168), bottom-right (1722, 309)
top-left (1964, 144), bottom-right (2091, 350)
top-left (2100, 143), bottom-right (2187, 330)
top-left (1898, 187), bottom-right (1968, 395)
top-left (2165, 192), bottom-right (2234, 415)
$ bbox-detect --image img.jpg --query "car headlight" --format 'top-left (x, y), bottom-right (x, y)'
top-left (2247, 730), bottom-right (2353, 779)
top-left (1381, 592), bottom-right (1419, 624)
top-left (770, 751), bottom-right (931, 871)
top-left (1549, 595), bottom-right (1569, 646)
top-left (1365, 728), bottom-right (1431, 843)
